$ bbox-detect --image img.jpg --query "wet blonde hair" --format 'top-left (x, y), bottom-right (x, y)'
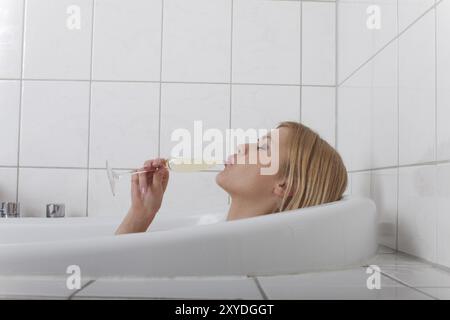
top-left (275, 121), bottom-right (348, 212)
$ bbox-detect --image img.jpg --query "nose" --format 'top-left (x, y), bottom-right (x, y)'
top-left (237, 143), bottom-right (248, 156)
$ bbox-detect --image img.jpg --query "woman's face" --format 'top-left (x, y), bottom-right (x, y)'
top-left (215, 127), bottom-right (290, 202)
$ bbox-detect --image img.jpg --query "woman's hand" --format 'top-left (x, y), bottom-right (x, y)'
top-left (115, 158), bottom-right (170, 235)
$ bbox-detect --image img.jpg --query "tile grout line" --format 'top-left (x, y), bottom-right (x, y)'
top-left (395, 0), bottom-right (400, 252)
top-left (227, 0), bottom-right (234, 206)
top-left (346, 158), bottom-right (450, 174)
top-left (158, 0), bottom-right (165, 158)
top-left (85, 0), bottom-right (96, 218)
top-left (434, 0), bottom-right (439, 265)
top-left (68, 279), bottom-right (96, 300)
top-left (338, 0), bottom-right (442, 88)
top-left (299, 0), bottom-right (303, 123)
top-left (15, 0), bottom-right (27, 205)
top-left (251, 276), bottom-right (268, 300)
top-left (334, 0), bottom-right (338, 149)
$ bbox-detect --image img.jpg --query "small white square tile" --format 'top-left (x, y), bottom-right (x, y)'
top-left (351, 171), bottom-right (371, 198)
top-left (75, 276), bottom-right (263, 299)
top-left (92, 0), bottom-right (162, 81)
top-left (232, 0), bottom-right (301, 84)
top-left (399, 11), bottom-right (436, 165)
top-left (437, 0), bottom-right (450, 161)
top-left (257, 268), bottom-right (431, 300)
top-left (18, 168), bottom-right (87, 217)
top-left (160, 83), bottom-right (229, 159)
top-left (371, 169), bottom-right (398, 249)
top-left (23, 0), bottom-right (93, 79)
top-left (159, 171), bottom-right (228, 216)
top-left (398, 165), bottom-right (437, 262)
top-left (20, 81), bottom-right (90, 167)
top-left (0, 276), bottom-right (91, 299)
top-left (0, 167), bottom-right (17, 202)
top-left (302, 1), bottom-right (335, 85)
top-left (436, 163), bottom-right (450, 268)
top-left (231, 85), bottom-right (300, 134)
top-left (89, 82), bottom-right (160, 169)
top-left (162, 0), bottom-right (231, 83)
top-left (301, 86), bottom-right (335, 147)
top-left (0, 0), bottom-right (24, 78)
top-left (87, 169), bottom-right (130, 218)
top-left (381, 265), bottom-right (450, 288)
top-left (398, 0), bottom-right (436, 32)
top-left (0, 80), bottom-right (20, 165)
top-left (338, 0), bottom-right (398, 83)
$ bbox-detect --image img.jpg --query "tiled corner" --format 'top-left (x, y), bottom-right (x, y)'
top-left (23, 0), bottom-right (93, 79)
top-left (301, 86), bottom-right (335, 147)
top-left (73, 276), bottom-right (263, 299)
top-left (20, 81), bottom-right (90, 167)
top-left (18, 168), bottom-right (87, 217)
top-left (437, 0), bottom-right (450, 161)
top-left (301, 1), bottom-right (335, 85)
top-left (92, 0), bottom-right (162, 81)
top-left (371, 169), bottom-right (398, 250)
top-left (160, 83), bottom-right (230, 159)
top-left (0, 276), bottom-right (91, 299)
top-left (0, 80), bottom-right (20, 166)
top-left (257, 267), bottom-right (432, 300)
top-left (231, 85), bottom-right (300, 133)
top-left (398, 165), bottom-right (437, 262)
top-left (89, 82), bottom-right (160, 169)
top-left (0, 167), bottom-right (17, 203)
top-left (162, 0), bottom-right (231, 83)
top-left (398, 9), bottom-right (436, 165)
top-left (232, 0), bottom-right (301, 84)
top-left (0, 0), bottom-right (24, 78)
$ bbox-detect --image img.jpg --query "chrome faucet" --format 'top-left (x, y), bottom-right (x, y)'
top-left (46, 203), bottom-right (65, 218)
top-left (0, 202), bottom-right (20, 218)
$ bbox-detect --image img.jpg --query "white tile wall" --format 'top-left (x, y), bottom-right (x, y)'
top-left (0, 0), bottom-right (24, 78)
top-left (0, 168), bottom-right (17, 203)
top-left (23, 0), bottom-right (93, 79)
top-left (0, 80), bottom-right (20, 166)
top-left (436, 163), bottom-right (450, 267)
top-left (162, 0), bottom-right (231, 83)
top-left (92, 0), bottom-right (162, 81)
top-left (398, 0), bottom-right (436, 32)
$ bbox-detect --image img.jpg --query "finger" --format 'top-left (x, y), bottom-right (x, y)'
top-left (131, 170), bottom-right (141, 202)
top-left (138, 167), bottom-right (148, 195)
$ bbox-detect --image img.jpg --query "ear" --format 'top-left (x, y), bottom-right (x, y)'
top-left (273, 180), bottom-right (289, 198)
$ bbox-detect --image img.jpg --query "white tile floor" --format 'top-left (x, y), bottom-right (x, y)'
top-left (2, 246), bottom-right (450, 300)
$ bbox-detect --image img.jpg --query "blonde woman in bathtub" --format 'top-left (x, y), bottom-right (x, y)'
top-left (115, 121), bottom-right (348, 235)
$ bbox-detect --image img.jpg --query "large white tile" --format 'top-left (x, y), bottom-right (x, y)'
top-left (301, 86), bottom-right (335, 147)
top-left (0, 276), bottom-right (91, 299)
top-left (398, 0), bottom-right (436, 32)
top-left (399, 11), bottom-right (436, 165)
top-left (338, 0), bottom-right (397, 83)
top-left (381, 265), bottom-right (450, 288)
top-left (89, 82), bottom-right (159, 169)
top-left (0, 0), bottom-right (24, 78)
top-left (160, 83), bottom-right (229, 160)
top-left (302, 1), bottom-right (335, 85)
top-left (232, 0), bottom-right (301, 84)
top-left (87, 169), bottom-right (130, 218)
top-left (0, 80), bottom-right (20, 165)
top-left (159, 171), bottom-right (228, 215)
top-left (437, 0), bottom-right (450, 161)
top-left (231, 85), bottom-right (300, 135)
top-left (371, 169), bottom-right (398, 250)
top-left (398, 165), bottom-right (437, 262)
top-left (92, 0), bottom-right (162, 81)
top-left (18, 168), bottom-right (87, 217)
top-left (338, 40), bottom-right (398, 171)
top-left (258, 268), bottom-right (431, 300)
top-left (20, 81), bottom-right (90, 167)
top-left (75, 276), bottom-right (262, 299)
top-left (23, 0), bottom-right (93, 79)
top-left (0, 167), bottom-right (17, 203)
top-left (419, 287), bottom-right (450, 300)
top-left (162, 0), bottom-right (231, 83)
top-left (351, 171), bottom-right (372, 198)
top-left (436, 163), bottom-right (450, 268)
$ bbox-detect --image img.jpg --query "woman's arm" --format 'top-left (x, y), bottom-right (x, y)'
top-left (115, 158), bottom-right (169, 235)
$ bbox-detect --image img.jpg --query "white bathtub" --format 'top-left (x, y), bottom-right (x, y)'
top-left (0, 196), bottom-right (378, 278)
